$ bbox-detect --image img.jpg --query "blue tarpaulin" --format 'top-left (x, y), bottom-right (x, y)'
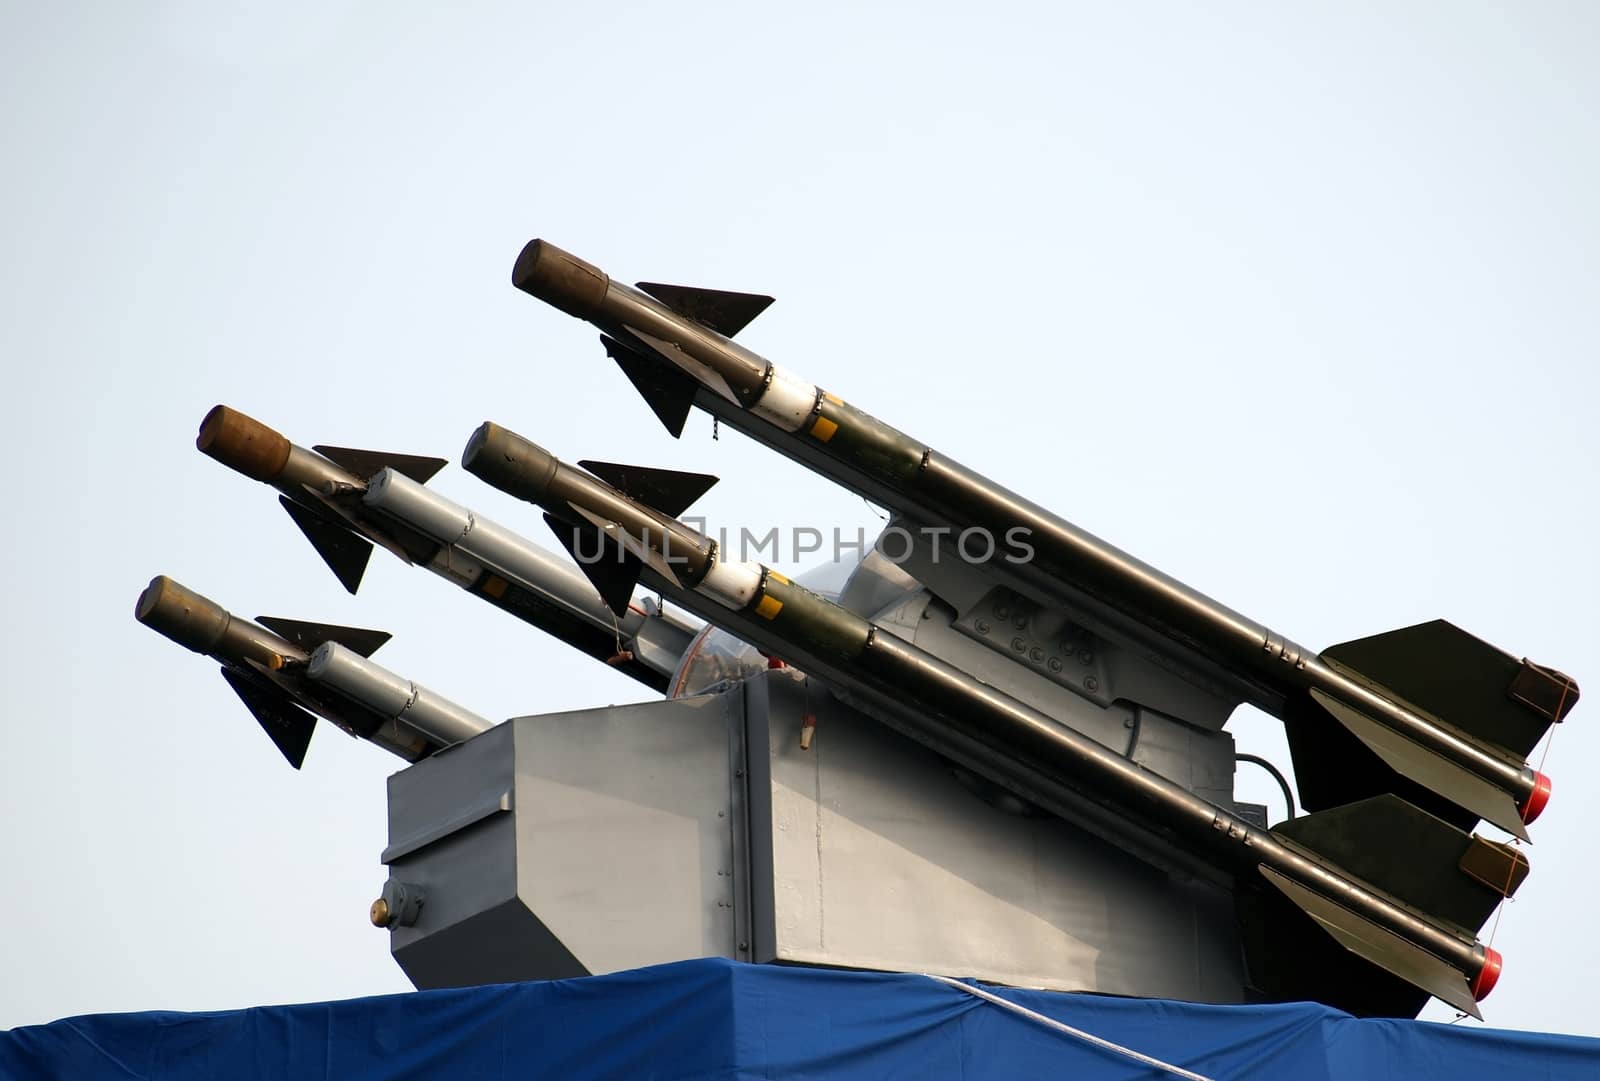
top-left (3, 958), bottom-right (1596, 1080)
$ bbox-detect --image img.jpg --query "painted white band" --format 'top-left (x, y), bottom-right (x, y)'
top-left (698, 559), bottom-right (763, 611)
top-left (752, 363), bottom-right (818, 432)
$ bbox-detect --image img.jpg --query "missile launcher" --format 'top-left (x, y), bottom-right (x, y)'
top-left (135, 237), bottom-right (1582, 1020)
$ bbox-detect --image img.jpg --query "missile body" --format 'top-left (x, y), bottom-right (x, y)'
top-left (461, 423), bottom-right (1525, 1018)
top-left (306, 641), bottom-right (489, 748)
top-left (509, 240), bottom-right (1578, 839)
top-left (135, 576), bottom-right (492, 765)
top-left (195, 406), bottom-right (699, 692)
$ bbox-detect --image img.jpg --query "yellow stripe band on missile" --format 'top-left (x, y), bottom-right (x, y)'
top-left (810, 415), bottom-right (839, 443)
top-left (483, 575), bottom-right (508, 599)
top-left (755, 594), bottom-right (784, 619)
top-left (767, 571), bottom-right (790, 585)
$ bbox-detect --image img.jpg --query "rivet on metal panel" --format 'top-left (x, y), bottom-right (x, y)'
top-left (1011, 637), bottom-right (1026, 653)
top-left (1085, 677), bottom-right (1100, 692)
top-left (1048, 657), bottom-right (1063, 672)
top-left (1081, 651), bottom-right (1094, 664)
top-left (974, 619), bottom-right (991, 635)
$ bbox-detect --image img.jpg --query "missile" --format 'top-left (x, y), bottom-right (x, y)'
top-left (460, 421), bottom-right (1528, 1019)
top-left (135, 575), bottom-right (492, 766)
top-left (509, 239), bottom-right (1579, 840)
top-left (194, 406), bottom-right (699, 693)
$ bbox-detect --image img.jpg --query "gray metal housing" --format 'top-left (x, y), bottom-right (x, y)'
top-left (380, 670), bottom-right (1251, 1001)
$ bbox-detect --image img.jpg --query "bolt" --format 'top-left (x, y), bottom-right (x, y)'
top-left (1011, 637), bottom-right (1026, 653)
top-left (994, 604), bottom-right (1009, 620)
top-left (1029, 647), bottom-right (1044, 663)
top-left (974, 618), bottom-right (991, 635)
top-left (1048, 657), bottom-right (1063, 673)
top-left (1084, 676), bottom-right (1100, 692)
top-left (1080, 650), bottom-right (1094, 665)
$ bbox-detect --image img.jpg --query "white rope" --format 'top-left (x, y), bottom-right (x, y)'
top-left (920, 974), bottom-right (1216, 1081)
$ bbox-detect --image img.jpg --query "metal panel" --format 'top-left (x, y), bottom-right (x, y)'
top-left (509, 694), bottom-right (739, 975)
top-left (383, 694), bottom-right (738, 989)
top-left (743, 672), bottom-right (1247, 1001)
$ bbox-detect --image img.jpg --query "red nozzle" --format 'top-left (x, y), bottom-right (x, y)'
top-left (1521, 771), bottom-right (1553, 824)
top-left (1471, 947), bottom-right (1503, 1001)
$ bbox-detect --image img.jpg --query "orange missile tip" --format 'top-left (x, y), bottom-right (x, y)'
top-left (195, 404), bottom-right (291, 482)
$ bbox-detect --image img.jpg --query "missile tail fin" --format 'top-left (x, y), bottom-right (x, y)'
top-left (1274, 795), bottom-right (1526, 934)
top-left (278, 497), bottom-right (373, 594)
top-left (254, 618), bottom-right (391, 659)
top-left (1325, 620), bottom-right (1576, 758)
top-left (313, 445), bottom-right (449, 486)
top-left (635, 282), bottom-right (774, 338)
top-left (219, 667), bottom-right (316, 769)
top-left (603, 335), bottom-right (699, 437)
top-left (542, 513), bottom-right (641, 619)
top-left (1241, 796), bottom-right (1520, 1017)
top-left (1255, 866), bottom-right (1483, 1018)
top-left (577, 460), bottom-right (718, 519)
top-left (1295, 690), bottom-right (1531, 840)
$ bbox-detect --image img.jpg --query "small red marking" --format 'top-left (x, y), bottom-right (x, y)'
top-left (1520, 772), bottom-right (1553, 824)
top-left (1471, 947), bottom-right (1503, 1000)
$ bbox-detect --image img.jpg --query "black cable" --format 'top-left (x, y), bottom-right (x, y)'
top-left (1235, 753), bottom-right (1296, 820)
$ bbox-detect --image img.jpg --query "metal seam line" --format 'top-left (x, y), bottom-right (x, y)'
top-left (920, 974), bottom-right (1216, 1081)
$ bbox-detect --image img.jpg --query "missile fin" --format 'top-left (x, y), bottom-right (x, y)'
top-left (1273, 795), bottom-right (1526, 935)
top-left (278, 497), bottom-right (373, 595)
top-left (1256, 865), bottom-right (1482, 1018)
top-left (1235, 883), bottom-right (1431, 1018)
top-left (1323, 620), bottom-right (1576, 759)
top-left (1307, 689), bottom-right (1530, 840)
top-left (624, 327), bottom-right (741, 404)
top-left (576, 460), bottom-right (718, 519)
top-left (218, 667), bottom-right (316, 769)
top-left (254, 618), bottom-right (392, 659)
top-left (542, 513), bottom-right (642, 618)
top-left (312, 446), bottom-right (449, 486)
top-left (635, 282), bottom-right (774, 338)
top-left (603, 336), bottom-right (698, 437)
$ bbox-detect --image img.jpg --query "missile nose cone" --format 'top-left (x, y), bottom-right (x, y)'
top-left (461, 421), bottom-right (559, 502)
top-left (511, 238), bottom-right (609, 318)
top-left (135, 575), bottom-right (230, 654)
top-left (133, 574), bottom-right (172, 624)
top-left (197, 405), bottom-right (291, 481)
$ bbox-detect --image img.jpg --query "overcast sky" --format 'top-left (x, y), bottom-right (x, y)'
top-left (2, 2), bottom-right (1596, 1037)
